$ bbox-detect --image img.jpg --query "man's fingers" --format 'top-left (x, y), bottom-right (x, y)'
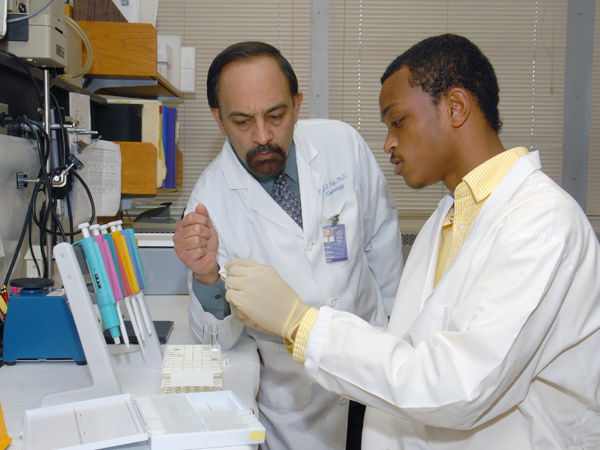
top-left (224, 258), bottom-right (259, 272)
top-left (195, 203), bottom-right (214, 228)
top-left (230, 303), bottom-right (248, 320)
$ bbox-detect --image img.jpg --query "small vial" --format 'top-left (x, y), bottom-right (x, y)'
top-left (210, 325), bottom-right (219, 347)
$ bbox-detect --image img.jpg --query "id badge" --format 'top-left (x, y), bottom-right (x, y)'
top-left (322, 224), bottom-right (348, 263)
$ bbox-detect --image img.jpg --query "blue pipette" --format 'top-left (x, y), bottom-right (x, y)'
top-left (77, 222), bottom-right (121, 343)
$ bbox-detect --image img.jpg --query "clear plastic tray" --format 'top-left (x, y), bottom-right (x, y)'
top-left (24, 391), bottom-right (265, 450)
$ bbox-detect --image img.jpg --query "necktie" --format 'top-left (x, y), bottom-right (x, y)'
top-left (274, 172), bottom-right (303, 229)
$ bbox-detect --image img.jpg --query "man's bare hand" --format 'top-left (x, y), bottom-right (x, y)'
top-left (173, 203), bottom-right (220, 285)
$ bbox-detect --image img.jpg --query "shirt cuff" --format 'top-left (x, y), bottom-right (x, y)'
top-left (292, 307), bottom-right (320, 364)
top-left (191, 276), bottom-right (230, 320)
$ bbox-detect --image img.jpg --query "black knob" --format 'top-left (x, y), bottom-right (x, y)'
top-left (10, 277), bottom-right (54, 289)
top-left (16, 172), bottom-right (27, 190)
top-left (67, 154), bottom-right (84, 171)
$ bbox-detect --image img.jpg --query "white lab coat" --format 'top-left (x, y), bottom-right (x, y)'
top-left (304, 152), bottom-right (600, 449)
top-left (186, 119), bottom-right (403, 450)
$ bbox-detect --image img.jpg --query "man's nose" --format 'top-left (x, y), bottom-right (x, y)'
top-left (383, 132), bottom-right (397, 154)
top-left (253, 119), bottom-right (274, 145)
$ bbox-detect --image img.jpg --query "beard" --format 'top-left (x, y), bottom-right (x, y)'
top-left (246, 144), bottom-right (287, 177)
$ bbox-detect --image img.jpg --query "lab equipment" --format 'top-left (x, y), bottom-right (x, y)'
top-left (109, 220), bottom-right (154, 336)
top-left (101, 224), bottom-right (144, 349)
top-left (108, 221), bottom-right (145, 341)
top-left (83, 221), bottom-right (164, 369)
top-left (0, 0), bottom-right (68, 68)
top-left (24, 391), bottom-right (265, 450)
top-left (2, 277), bottom-right (85, 364)
top-left (43, 242), bottom-right (122, 406)
top-left (77, 222), bottom-right (121, 343)
top-left (89, 224), bottom-right (129, 348)
top-left (161, 344), bottom-right (223, 394)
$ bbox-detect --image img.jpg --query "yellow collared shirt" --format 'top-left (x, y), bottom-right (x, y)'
top-left (435, 147), bottom-right (529, 285)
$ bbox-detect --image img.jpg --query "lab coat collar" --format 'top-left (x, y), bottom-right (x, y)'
top-left (421, 151), bottom-right (542, 306)
top-left (293, 125), bottom-right (321, 238)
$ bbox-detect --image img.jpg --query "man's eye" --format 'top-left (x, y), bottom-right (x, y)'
top-left (392, 119), bottom-right (403, 127)
top-left (270, 114), bottom-right (283, 120)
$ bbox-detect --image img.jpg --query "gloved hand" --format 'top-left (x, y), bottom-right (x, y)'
top-left (224, 259), bottom-right (311, 342)
top-left (228, 303), bottom-right (276, 336)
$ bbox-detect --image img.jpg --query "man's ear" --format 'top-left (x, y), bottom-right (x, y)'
top-left (293, 92), bottom-right (304, 123)
top-left (445, 88), bottom-right (470, 128)
top-left (211, 108), bottom-right (228, 136)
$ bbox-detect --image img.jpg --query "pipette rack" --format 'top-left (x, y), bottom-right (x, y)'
top-left (43, 242), bottom-right (163, 406)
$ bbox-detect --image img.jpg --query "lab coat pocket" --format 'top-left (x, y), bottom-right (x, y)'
top-left (257, 340), bottom-right (312, 411)
top-left (322, 187), bottom-right (364, 262)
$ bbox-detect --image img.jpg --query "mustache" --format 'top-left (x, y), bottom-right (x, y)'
top-left (246, 144), bottom-right (285, 162)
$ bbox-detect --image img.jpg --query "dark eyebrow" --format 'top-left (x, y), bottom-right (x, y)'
top-left (228, 103), bottom-right (289, 120)
top-left (380, 102), bottom-right (399, 119)
top-left (265, 103), bottom-right (288, 114)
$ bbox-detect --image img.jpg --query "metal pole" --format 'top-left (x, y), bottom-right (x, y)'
top-left (43, 69), bottom-right (53, 282)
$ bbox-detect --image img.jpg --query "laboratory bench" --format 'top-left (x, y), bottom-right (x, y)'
top-left (0, 294), bottom-right (261, 450)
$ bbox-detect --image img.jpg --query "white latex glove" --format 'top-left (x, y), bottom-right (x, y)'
top-left (224, 259), bottom-right (311, 341)
top-left (229, 303), bottom-right (277, 337)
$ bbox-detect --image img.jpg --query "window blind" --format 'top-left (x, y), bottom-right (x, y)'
top-left (141, 1), bottom-right (598, 222)
top-left (329, 0), bottom-right (568, 218)
top-left (136, 0), bottom-right (312, 215)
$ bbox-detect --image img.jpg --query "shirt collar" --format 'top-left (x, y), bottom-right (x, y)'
top-left (457, 146), bottom-right (529, 203)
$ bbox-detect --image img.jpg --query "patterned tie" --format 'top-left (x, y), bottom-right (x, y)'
top-left (274, 171), bottom-right (303, 229)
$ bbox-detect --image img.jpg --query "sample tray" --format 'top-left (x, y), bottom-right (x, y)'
top-left (24, 391), bottom-right (265, 450)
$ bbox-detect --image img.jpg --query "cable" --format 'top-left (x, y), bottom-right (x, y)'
top-left (61, 16), bottom-right (94, 80)
top-left (0, 50), bottom-right (43, 101)
top-left (0, 88), bottom-right (97, 287)
top-left (3, 181), bottom-right (38, 287)
top-left (6, 0), bottom-right (54, 24)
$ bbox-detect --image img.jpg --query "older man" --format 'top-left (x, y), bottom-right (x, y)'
top-left (173, 42), bottom-right (403, 450)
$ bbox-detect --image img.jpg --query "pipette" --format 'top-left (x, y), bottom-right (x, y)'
top-left (107, 221), bottom-right (146, 347)
top-left (90, 224), bottom-right (129, 348)
top-left (109, 221), bottom-right (154, 336)
top-left (76, 223), bottom-right (121, 344)
top-left (122, 228), bottom-right (153, 335)
top-left (99, 224), bottom-right (144, 352)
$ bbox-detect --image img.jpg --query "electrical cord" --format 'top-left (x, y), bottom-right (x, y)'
top-left (6, 0), bottom-right (54, 24)
top-left (0, 50), bottom-right (43, 101)
top-left (1, 119), bottom-right (96, 287)
top-left (0, 50), bottom-right (97, 308)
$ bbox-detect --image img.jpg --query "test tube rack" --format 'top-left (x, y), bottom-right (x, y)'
top-left (161, 345), bottom-right (223, 394)
top-left (42, 242), bottom-right (163, 407)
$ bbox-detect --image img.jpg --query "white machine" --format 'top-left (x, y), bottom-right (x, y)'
top-left (0, 0), bottom-right (67, 67)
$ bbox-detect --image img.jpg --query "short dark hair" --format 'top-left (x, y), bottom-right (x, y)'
top-left (207, 41), bottom-right (299, 109)
top-left (381, 34), bottom-right (502, 132)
